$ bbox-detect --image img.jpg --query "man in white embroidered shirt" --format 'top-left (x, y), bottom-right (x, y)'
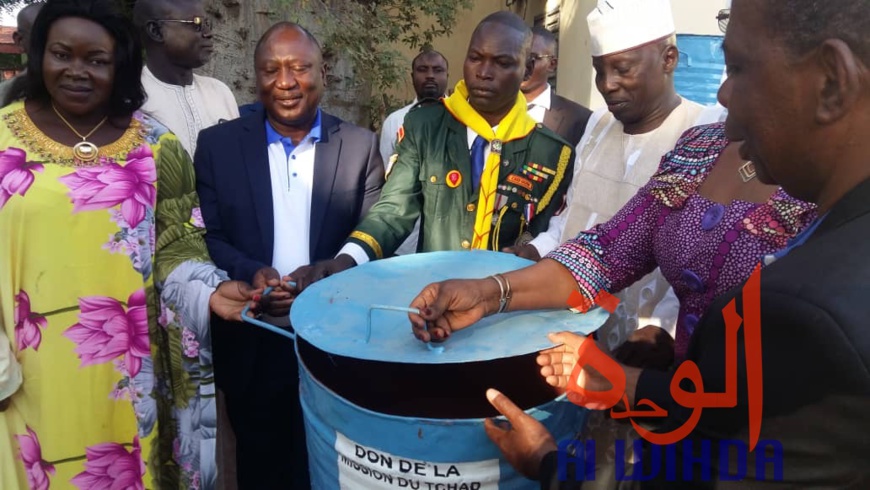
top-left (134, 0), bottom-right (239, 156)
top-left (511, 0), bottom-right (702, 349)
top-left (507, 2), bottom-right (702, 488)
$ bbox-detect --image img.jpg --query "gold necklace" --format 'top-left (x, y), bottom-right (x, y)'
top-left (51, 103), bottom-right (108, 163)
top-left (738, 160), bottom-right (756, 183)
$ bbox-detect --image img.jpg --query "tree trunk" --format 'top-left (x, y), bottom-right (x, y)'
top-left (198, 0), bottom-right (366, 125)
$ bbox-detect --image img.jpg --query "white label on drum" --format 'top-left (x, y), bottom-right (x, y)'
top-left (335, 432), bottom-right (499, 489)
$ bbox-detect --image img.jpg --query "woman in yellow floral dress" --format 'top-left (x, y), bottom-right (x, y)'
top-left (0, 1), bottom-right (256, 489)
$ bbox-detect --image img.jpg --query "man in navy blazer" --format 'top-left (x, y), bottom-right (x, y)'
top-left (194, 22), bottom-right (383, 489)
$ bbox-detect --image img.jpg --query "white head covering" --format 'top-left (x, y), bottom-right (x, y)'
top-left (587, 0), bottom-right (676, 57)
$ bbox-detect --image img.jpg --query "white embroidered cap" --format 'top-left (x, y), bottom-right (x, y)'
top-left (587, 0), bottom-right (676, 57)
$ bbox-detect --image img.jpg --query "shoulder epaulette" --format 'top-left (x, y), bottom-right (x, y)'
top-left (533, 122), bottom-right (573, 148)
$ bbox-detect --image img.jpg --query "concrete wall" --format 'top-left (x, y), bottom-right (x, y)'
top-left (673, 0), bottom-right (729, 36)
top-left (388, 0), bottom-right (729, 112)
top-left (389, 0), bottom-right (505, 105)
top-left (554, 0), bottom-right (598, 109)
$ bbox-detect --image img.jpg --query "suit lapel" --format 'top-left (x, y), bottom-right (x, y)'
top-left (812, 177), bottom-right (870, 240)
top-left (241, 110), bottom-right (275, 263)
top-left (310, 113), bottom-right (342, 258)
top-left (544, 101), bottom-right (565, 138)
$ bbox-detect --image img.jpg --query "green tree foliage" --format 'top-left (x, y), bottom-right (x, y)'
top-left (0, 0), bottom-right (25, 11)
top-left (279, 0), bottom-right (472, 127)
top-left (1, 0), bottom-right (472, 128)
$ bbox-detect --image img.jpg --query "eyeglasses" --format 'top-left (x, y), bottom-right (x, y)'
top-left (530, 54), bottom-right (557, 63)
top-left (717, 9), bottom-right (730, 33)
top-left (154, 16), bottom-right (212, 33)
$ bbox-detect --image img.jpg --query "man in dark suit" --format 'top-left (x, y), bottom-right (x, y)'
top-left (405, 0), bottom-right (870, 487)
top-left (624, 0), bottom-right (870, 485)
top-left (193, 22), bottom-right (383, 489)
top-left (238, 101), bottom-right (261, 117)
top-left (521, 26), bottom-right (592, 148)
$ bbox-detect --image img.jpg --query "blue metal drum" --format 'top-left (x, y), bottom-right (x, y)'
top-left (288, 251), bottom-right (609, 489)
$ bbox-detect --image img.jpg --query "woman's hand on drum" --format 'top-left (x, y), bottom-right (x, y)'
top-left (536, 331), bottom-right (587, 390)
top-left (209, 280), bottom-right (264, 322)
top-left (539, 331), bottom-right (642, 410)
top-left (408, 278), bottom-right (501, 342)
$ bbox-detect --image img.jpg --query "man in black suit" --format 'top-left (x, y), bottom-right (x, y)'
top-left (407, 0), bottom-right (870, 487)
top-left (194, 22), bottom-right (383, 489)
top-left (521, 26), bottom-right (592, 148)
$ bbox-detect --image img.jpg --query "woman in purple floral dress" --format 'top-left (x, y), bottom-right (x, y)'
top-left (548, 122), bottom-right (817, 363)
top-left (410, 122), bottom-right (816, 362)
top-left (407, 121), bottom-right (816, 489)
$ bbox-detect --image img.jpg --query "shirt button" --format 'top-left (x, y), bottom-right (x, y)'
top-left (466, 203), bottom-right (476, 212)
top-left (681, 269), bottom-right (705, 293)
top-left (684, 314), bottom-right (700, 334)
top-left (701, 204), bottom-right (725, 230)
top-left (461, 240), bottom-right (471, 249)
top-left (430, 175), bottom-right (437, 183)
top-left (291, 155), bottom-right (296, 160)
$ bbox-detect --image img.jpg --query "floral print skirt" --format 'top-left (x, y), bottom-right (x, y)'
top-left (1, 102), bottom-right (221, 489)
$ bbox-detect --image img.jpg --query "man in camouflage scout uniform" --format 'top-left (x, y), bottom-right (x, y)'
top-left (289, 11), bottom-right (575, 287)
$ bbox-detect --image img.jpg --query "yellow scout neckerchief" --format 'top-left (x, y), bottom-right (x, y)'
top-left (442, 80), bottom-right (537, 250)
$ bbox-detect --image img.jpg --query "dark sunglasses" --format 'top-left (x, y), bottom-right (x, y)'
top-left (717, 9), bottom-right (730, 34)
top-left (530, 54), bottom-right (557, 63)
top-left (153, 16), bottom-right (212, 33)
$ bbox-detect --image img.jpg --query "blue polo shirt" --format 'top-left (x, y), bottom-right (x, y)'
top-left (265, 109), bottom-right (323, 158)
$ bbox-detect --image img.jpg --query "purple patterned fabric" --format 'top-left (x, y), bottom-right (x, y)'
top-left (548, 123), bottom-right (817, 361)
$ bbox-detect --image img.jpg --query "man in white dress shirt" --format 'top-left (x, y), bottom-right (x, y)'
top-left (134, 0), bottom-right (239, 156)
top-left (521, 26), bottom-right (592, 148)
top-left (379, 49), bottom-right (448, 255)
top-left (379, 50), bottom-right (449, 165)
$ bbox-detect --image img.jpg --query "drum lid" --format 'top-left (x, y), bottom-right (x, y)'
top-left (290, 251), bottom-right (609, 364)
